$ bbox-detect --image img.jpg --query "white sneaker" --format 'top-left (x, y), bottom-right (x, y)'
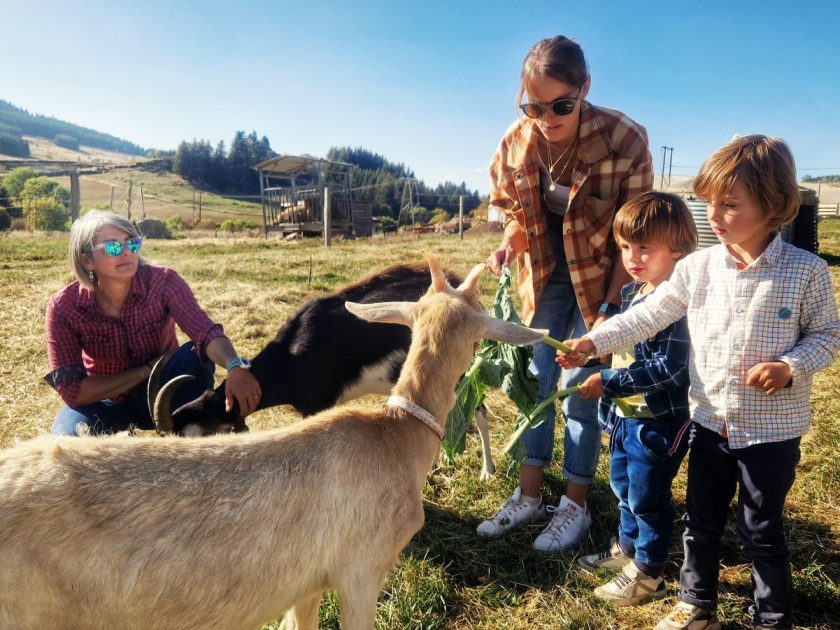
top-left (476, 487), bottom-right (546, 538)
top-left (532, 495), bottom-right (591, 553)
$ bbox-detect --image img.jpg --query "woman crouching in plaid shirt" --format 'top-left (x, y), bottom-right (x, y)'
top-left (45, 210), bottom-right (261, 436)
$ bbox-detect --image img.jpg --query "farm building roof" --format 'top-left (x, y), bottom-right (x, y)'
top-left (253, 154), bottom-right (353, 175)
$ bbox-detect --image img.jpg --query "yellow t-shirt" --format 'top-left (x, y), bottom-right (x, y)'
top-left (610, 291), bottom-right (654, 418)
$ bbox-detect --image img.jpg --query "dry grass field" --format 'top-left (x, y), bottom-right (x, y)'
top-left (0, 225), bottom-right (838, 629)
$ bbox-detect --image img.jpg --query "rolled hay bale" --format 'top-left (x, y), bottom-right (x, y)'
top-left (137, 219), bottom-right (171, 239)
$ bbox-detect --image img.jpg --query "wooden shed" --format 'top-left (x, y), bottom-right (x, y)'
top-left (254, 154), bottom-right (371, 237)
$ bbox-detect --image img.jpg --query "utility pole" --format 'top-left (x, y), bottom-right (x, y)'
top-left (397, 178), bottom-right (417, 231)
top-left (660, 146), bottom-right (674, 189)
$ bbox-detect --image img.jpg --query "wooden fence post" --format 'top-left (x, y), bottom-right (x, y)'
top-left (323, 187), bottom-right (331, 247)
top-left (459, 195), bottom-right (464, 240)
top-left (69, 170), bottom-right (80, 221)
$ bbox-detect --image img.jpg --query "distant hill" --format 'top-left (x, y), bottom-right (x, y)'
top-left (0, 99), bottom-right (146, 156)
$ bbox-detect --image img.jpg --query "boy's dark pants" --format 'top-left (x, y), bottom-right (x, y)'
top-left (679, 422), bottom-right (800, 628)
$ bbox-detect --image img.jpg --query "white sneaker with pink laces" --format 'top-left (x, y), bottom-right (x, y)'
top-left (532, 495), bottom-right (591, 553)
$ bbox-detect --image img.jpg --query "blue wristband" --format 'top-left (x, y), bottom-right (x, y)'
top-left (225, 357), bottom-right (252, 371)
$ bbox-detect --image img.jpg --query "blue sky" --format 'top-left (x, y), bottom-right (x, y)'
top-left (4, 0), bottom-right (840, 195)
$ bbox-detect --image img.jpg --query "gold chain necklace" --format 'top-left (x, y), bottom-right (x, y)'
top-left (543, 136), bottom-right (578, 192)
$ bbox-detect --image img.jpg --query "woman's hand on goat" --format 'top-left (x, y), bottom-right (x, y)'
top-left (225, 368), bottom-right (262, 416)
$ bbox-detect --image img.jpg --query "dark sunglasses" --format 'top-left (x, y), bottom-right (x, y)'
top-left (520, 92), bottom-right (581, 119)
top-left (89, 237), bottom-right (144, 257)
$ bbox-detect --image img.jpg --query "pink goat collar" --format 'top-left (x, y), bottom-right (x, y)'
top-left (385, 395), bottom-right (445, 441)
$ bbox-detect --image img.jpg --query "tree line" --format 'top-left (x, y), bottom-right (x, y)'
top-left (0, 99), bottom-right (146, 155)
top-left (173, 139), bottom-right (481, 220)
top-left (173, 131), bottom-right (274, 194)
top-left (326, 146), bottom-right (480, 220)
top-left (801, 174), bottom-right (840, 184)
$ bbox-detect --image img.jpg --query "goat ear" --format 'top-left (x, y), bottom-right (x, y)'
top-left (422, 251), bottom-right (448, 292)
top-left (457, 263), bottom-right (485, 299)
top-left (482, 315), bottom-right (548, 346)
top-left (345, 301), bottom-right (414, 326)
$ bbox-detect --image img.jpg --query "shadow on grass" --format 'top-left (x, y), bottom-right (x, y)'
top-left (408, 492), bottom-right (839, 627)
top-left (408, 475), bottom-right (619, 594)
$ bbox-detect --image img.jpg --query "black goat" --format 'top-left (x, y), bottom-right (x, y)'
top-left (151, 263), bottom-right (463, 436)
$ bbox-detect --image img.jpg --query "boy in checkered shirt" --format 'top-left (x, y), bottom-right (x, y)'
top-left (559, 135), bottom-right (840, 630)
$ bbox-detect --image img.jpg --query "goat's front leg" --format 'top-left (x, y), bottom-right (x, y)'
top-left (283, 593), bottom-right (322, 630)
top-left (475, 403), bottom-right (495, 481)
top-left (338, 574), bottom-right (385, 630)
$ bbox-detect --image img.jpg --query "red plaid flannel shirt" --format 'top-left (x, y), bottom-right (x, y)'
top-left (44, 264), bottom-right (224, 406)
top-left (489, 101), bottom-right (653, 327)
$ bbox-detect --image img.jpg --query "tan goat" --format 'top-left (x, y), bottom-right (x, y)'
top-left (0, 253), bottom-right (546, 630)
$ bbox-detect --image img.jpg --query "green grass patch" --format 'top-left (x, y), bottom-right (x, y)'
top-left (2, 227), bottom-right (838, 629)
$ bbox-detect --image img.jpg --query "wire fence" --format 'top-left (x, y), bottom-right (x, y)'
top-left (818, 203), bottom-right (840, 217)
top-left (0, 174), bottom-right (266, 230)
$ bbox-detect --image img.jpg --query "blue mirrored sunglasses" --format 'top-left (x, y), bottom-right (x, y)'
top-left (90, 237), bottom-right (143, 256)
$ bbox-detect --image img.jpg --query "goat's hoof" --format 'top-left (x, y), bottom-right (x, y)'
top-left (479, 467), bottom-right (495, 482)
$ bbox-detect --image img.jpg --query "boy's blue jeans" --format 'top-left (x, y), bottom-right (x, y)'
top-left (679, 423), bottom-right (799, 628)
top-left (609, 415), bottom-right (684, 571)
top-left (523, 269), bottom-right (603, 485)
top-left (52, 342), bottom-right (215, 436)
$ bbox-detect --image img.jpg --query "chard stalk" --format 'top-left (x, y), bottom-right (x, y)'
top-left (455, 355), bottom-right (484, 397)
top-left (507, 322), bottom-right (591, 359)
top-left (503, 385), bottom-right (581, 455)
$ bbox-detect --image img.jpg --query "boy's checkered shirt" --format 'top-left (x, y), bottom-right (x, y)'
top-left (588, 235), bottom-right (840, 448)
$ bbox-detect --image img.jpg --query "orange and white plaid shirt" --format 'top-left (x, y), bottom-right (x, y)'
top-left (489, 102), bottom-right (653, 327)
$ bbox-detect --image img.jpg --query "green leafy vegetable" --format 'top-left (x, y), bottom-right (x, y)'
top-left (443, 268), bottom-right (643, 471)
top-left (442, 268), bottom-right (538, 462)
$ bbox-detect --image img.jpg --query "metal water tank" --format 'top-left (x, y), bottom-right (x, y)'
top-left (684, 188), bottom-right (819, 253)
top-left (685, 199), bottom-right (719, 249)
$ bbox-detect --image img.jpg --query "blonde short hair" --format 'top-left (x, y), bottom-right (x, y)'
top-left (613, 191), bottom-right (698, 257)
top-left (693, 135), bottom-right (800, 231)
top-left (69, 210), bottom-right (144, 290)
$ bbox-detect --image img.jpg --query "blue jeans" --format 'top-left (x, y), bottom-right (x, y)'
top-left (52, 342), bottom-right (215, 436)
top-left (522, 265), bottom-right (603, 484)
top-left (679, 423), bottom-right (800, 628)
top-left (609, 415), bottom-right (683, 571)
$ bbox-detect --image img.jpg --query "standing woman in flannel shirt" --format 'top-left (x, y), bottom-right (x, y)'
top-left (477, 35), bottom-right (653, 552)
top-left (45, 210), bottom-right (261, 436)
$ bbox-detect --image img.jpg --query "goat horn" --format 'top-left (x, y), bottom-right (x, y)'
top-left (146, 352), bottom-right (174, 420)
top-left (422, 251), bottom-right (447, 292)
top-left (152, 375), bottom-right (195, 435)
top-left (458, 263), bottom-right (485, 300)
